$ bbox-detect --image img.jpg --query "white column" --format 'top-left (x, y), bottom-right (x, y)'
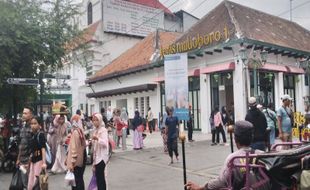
top-left (155, 83), bottom-right (162, 119)
top-left (275, 72), bottom-right (284, 109)
top-left (200, 73), bottom-right (210, 133)
top-left (295, 74), bottom-right (305, 112)
top-left (233, 57), bottom-right (247, 121)
top-left (127, 97), bottom-right (135, 118)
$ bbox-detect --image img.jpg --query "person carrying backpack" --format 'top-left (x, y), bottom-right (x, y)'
top-left (28, 116), bottom-right (47, 190)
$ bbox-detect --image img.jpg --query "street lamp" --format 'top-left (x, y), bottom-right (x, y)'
top-left (239, 46), bottom-right (268, 102)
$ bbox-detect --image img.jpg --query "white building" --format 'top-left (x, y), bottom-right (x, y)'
top-left (86, 1), bottom-right (310, 132)
top-left (51, 0), bottom-right (198, 114)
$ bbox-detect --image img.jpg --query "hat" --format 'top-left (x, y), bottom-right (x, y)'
top-left (234, 120), bottom-right (253, 136)
top-left (248, 97), bottom-right (257, 107)
top-left (281, 94), bottom-right (293, 101)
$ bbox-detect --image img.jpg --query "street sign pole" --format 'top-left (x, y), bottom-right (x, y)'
top-left (39, 72), bottom-right (44, 125)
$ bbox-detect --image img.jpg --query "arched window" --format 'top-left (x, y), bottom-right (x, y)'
top-left (87, 2), bottom-right (93, 25)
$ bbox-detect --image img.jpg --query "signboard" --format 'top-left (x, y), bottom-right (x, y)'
top-left (103, 0), bottom-right (164, 37)
top-left (7, 78), bottom-right (39, 86)
top-left (46, 85), bottom-right (71, 91)
top-left (164, 53), bottom-right (189, 120)
top-left (44, 73), bottom-right (70, 79)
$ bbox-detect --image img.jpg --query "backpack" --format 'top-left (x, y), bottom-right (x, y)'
top-left (37, 132), bottom-right (52, 165)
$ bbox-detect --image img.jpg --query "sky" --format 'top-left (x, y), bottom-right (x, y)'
top-left (159, 0), bottom-right (310, 30)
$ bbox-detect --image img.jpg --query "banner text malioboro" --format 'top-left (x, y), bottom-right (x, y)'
top-left (160, 26), bottom-right (229, 57)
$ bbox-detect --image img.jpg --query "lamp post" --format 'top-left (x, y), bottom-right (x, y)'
top-left (239, 47), bottom-right (268, 102)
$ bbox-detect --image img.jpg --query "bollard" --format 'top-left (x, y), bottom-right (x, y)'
top-left (228, 125), bottom-right (234, 153)
top-left (122, 127), bottom-right (127, 150)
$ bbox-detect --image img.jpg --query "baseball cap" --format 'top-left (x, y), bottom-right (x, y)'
top-left (281, 94), bottom-right (293, 101)
top-left (234, 120), bottom-right (254, 137)
top-left (248, 97), bottom-right (257, 107)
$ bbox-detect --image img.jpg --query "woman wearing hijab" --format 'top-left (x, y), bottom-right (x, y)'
top-left (66, 114), bottom-right (87, 190)
top-left (120, 107), bottom-right (129, 135)
top-left (92, 113), bottom-right (109, 190)
top-left (51, 114), bottom-right (68, 173)
top-left (131, 111), bottom-right (144, 150)
top-left (113, 109), bottom-right (123, 148)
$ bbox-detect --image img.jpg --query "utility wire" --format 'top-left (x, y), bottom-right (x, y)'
top-left (277, 0), bottom-right (310, 16)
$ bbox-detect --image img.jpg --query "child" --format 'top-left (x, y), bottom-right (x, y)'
top-left (28, 116), bottom-right (47, 190)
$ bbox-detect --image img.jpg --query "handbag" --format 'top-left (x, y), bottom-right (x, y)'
top-left (87, 173), bottom-right (97, 190)
top-left (39, 170), bottom-right (48, 190)
top-left (9, 168), bottom-right (23, 190)
top-left (65, 171), bottom-right (76, 187)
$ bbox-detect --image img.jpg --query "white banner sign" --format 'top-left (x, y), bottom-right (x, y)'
top-left (164, 53), bottom-right (189, 120)
top-left (103, 0), bottom-right (164, 37)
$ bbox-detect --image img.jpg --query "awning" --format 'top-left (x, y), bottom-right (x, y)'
top-left (153, 68), bottom-right (200, 82)
top-left (200, 62), bottom-right (235, 74)
top-left (87, 84), bottom-right (157, 98)
top-left (255, 63), bottom-right (305, 74)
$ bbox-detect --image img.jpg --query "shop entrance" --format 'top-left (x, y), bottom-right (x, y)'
top-left (210, 72), bottom-right (234, 114)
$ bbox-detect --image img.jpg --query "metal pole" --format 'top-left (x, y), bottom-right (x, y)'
top-left (229, 131), bottom-right (234, 153)
top-left (290, 0), bottom-right (293, 21)
top-left (181, 139), bottom-right (187, 190)
top-left (39, 71), bottom-right (44, 126)
top-left (253, 67), bottom-right (257, 98)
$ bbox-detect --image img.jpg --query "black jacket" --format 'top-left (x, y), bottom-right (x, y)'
top-left (245, 107), bottom-right (268, 142)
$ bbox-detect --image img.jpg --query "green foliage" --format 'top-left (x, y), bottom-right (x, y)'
top-left (0, 0), bottom-right (81, 116)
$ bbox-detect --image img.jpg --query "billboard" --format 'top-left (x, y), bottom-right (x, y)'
top-left (103, 0), bottom-right (164, 37)
top-left (164, 53), bottom-right (189, 120)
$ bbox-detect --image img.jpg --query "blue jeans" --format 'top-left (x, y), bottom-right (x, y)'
top-left (250, 141), bottom-right (266, 151)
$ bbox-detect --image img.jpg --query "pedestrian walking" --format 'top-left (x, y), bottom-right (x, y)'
top-left (160, 111), bottom-right (168, 153)
top-left (262, 103), bottom-right (277, 146)
top-left (221, 106), bottom-right (229, 133)
top-left (28, 116), bottom-right (47, 190)
top-left (165, 107), bottom-right (179, 164)
top-left (147, 107), bottom-right (154, 133)
top-left (210, 110), bottom-right (217, 146)
top-left (113, 109), bottom-right (124, 148)
top-left (131, 111), bottom-right (144, 150)
top-left (17, 106), bottom-right (34, 189)
top-left (51, 114), bottom-right (68, 173)
top-left (187, 105), bottom-right (194, 142)
top-left (100, 108), bottom-right (108, 127)
top-left (92, 113), bottom-right (109, 190)
top-left (214, 107), bottom-right (228, 145)
top-left (245, 97), bottom-right (268, 151)
top-left (66, 114), bottom-right (87, 190)
top-left (277, 94), bottom-right (294, 143)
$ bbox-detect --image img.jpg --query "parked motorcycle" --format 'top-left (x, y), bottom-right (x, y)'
top-left (2, 135), bottom-right (18, 172)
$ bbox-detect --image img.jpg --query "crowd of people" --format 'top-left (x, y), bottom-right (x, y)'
top-left (0, 93), bottom-right (302, 190)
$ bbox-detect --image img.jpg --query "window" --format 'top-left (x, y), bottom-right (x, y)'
top-left (99, 101), bottom-right (104, 109)
top-left (140, 97), bottom-right (145, 117)
top-left (134, 98), bottom-right (139, 110)
top-left (146, 96), bottom-right (150, 111)
top-left (87, 2), bottom-right (93, 25)
top-left (284, 74), bottom-right (296, 110)
top-left (80, 104), bottom-right (84, 111)
top-left (305, 75), bottom-right (309, 86)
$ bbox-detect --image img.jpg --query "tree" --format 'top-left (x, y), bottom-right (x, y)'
top-left (0, 0), bottom-right (82, 120)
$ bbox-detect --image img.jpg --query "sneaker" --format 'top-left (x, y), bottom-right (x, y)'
top-left (224, 143), bottom-right (229, 146)
top-left (211, 143), bottom-right (217, 146)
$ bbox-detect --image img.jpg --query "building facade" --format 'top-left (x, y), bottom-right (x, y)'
top-left (86, 1), bottom-right (310, 132)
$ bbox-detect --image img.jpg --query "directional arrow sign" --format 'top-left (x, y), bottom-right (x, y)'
top-left (43, 73), bottom-right (71, 79)
top-left (6, 78), bottom-right (39, 86)
top-left (46, 85), bottom-right (71, 91)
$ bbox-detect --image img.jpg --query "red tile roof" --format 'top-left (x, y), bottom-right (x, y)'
top-left (65, 21), bottom-right (100, 51)
top-left (88, 31), bottom-right (180, 83)
top-left (175, 1), bottom-right (310, 54)
top-left (127, 0), bottom-right (172, 14)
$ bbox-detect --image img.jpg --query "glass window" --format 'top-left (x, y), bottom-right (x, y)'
top-left (305, 75), bottom-right (309, 86)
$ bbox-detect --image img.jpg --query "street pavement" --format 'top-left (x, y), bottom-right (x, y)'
top-left (0, 131), bottom-right (233, 190)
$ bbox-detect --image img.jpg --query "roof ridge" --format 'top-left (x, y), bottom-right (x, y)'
top-left (226, 1), bottom-right (310, 34)
top-left (224, 0), bottom-right (243, 39)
